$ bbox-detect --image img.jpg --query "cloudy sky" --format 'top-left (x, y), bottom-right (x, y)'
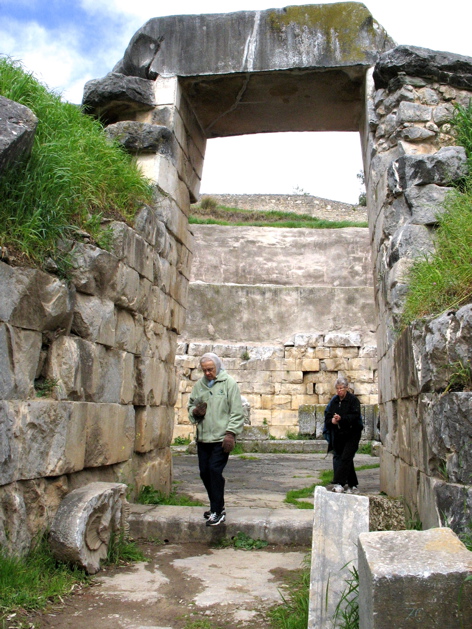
top-left (1, 0), bottom-right (470, 203)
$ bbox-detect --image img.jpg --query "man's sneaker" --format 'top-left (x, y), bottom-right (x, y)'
top-left (204, 507), bottom-right (225, 520)
top-left (346, 486), bottom-right (359, 494)
top-left (206, 511), bottom-right (226, 526)
top-left (331, 484), bottom-right (345, 493)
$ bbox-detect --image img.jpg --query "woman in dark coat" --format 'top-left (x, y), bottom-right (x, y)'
top-left (323, 376), bottom-right (363, 493)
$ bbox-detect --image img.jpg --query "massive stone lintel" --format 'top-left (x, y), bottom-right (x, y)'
top-left (113, 3), bottom-right (394, 137)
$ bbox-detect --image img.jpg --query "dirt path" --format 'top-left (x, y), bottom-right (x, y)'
top-left (20, 541), bottom-right (308, 629)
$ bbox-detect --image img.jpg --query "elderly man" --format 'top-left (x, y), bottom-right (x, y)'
top-left (188, 352), bottom-right (245, 526)
top-left (323, 376), bottom-right (363, 494)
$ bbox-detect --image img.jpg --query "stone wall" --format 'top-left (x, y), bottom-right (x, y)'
top-left (363, 45), bottom-right (472, 532)
top-left (174, 336), bottom-right (378, 440)
top-left (0, 76), bottom-right (197, 551)
top-left (174, 222), bottom-right (378, 438)
top-left (199, 194), bottom-right (367, 222)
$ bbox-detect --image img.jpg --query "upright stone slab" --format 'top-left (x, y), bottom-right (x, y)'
top-left (358, 528), bottom-right (472, 629)
top-left (309, 486), bottom-right (369, 629)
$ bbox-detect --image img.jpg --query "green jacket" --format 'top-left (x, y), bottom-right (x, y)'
top-left (188, 370), bottom-right (245, 443)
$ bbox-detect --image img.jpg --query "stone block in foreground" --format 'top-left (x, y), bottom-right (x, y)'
top-left (358, 528), bottom-right (472, 629)
top-left (309, 486), bottom-right (369, 629)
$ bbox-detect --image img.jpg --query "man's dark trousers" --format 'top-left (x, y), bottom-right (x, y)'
top-left (197, 442), bottom-right (229, 514)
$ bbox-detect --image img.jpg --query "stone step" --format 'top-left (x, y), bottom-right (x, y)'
top-left (129, 504), bottom-right (313, 546)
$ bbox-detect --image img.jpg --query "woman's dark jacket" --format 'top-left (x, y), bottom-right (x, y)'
top-left (323, 391), bottom-right (363, 452)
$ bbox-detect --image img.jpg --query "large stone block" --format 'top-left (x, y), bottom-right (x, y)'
top-left (109, 221), bottom-right (154, 281)
top-left (130, 447), bottom-right (172, 495)
top-left (72, 293), bottom-right (116, 347)
top-left (358, 528), bottom-right (472, 629)
top-left (0, 262), bottom-right (75, 332)
top-left (309, 486), bottom-right (369, 629)
top-left (0, 400), bottom-right (87, 485)
top-left (84, 403), bottom-right (135, 467)
top-left (134, 405), bottom-right (174, 453)
top-left (67, 242), bottom-right (120, 297)
top-left (421, 392), bottom-right (472, 484)
top-left (0, 476), bottom-right (69, 556)
top-left (0, 323), bottom-right (42, 399)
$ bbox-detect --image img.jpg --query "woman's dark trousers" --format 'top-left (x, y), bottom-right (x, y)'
top-left (332, 430), bottom-right (362, 488)
top-left (197, 442), bottom-right (229, 514)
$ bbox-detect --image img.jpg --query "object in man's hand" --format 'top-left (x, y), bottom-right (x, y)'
top-left (222, 432), bottom-right (235, 453)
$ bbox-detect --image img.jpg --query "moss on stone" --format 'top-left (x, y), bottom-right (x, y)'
top-left (266, 2), bottom-right (381, 62)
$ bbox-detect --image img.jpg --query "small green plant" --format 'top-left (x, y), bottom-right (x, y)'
top-left (0, 534), bottom-right (89, 614)
top-left (172, 435), bottom-right (191, 446)
top-left (357, 441), bottom-right (373, 455)
top-left (404, 503), bottom-right (423, 530)
top-left (213, 531), bottom-right (268, 550)
top-left (104, 531), bottom-right (145, 566)
top-left (268, 554), bottom-right (311, 629)
top-left (241, 350), bottom-right (250, 361)
top-left (199, 195), bottom-right (218, 210)
top-left (332, 563), bottom-right (359, 629)
top-left (136, 485), bottom-right (204, 507)
top-left (184, 619), bottom-right (213, 629)
top-left (262, 418), bottom-right (268, 425)
top-left (459, 521), bottom-right (472, 552)
top-left (231, 442), bottom-right (244, 455)
top-left (286, 430), bottom-right (305, 440)
top-left (442, 360), bottom-right (472, 395)
top-left (34, 377), bottom-right (58, 397)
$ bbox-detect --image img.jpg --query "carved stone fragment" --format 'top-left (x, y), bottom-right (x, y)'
top-left (49, 482), bottom-right (129, 574)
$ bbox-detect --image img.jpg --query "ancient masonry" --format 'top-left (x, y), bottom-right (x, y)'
top-left (173, 223), bottom-right (378, 439)
top-left (1, 4), bottom-right (472, 552)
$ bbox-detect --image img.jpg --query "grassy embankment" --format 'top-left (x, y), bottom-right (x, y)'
top-left (402, 103), bottom-right (472, 325)
top-left (0, 57), bottom-right (153, 265)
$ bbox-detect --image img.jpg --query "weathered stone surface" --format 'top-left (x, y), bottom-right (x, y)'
top-left (387, 146), bottom-right (467, 195)
top-left (0, 476), bottom-right (69, 555)
top-left (404, 183), bottom-right (453, 224)
top-left (185, 284), bottom-right (376, 344)
top-left (82, 72), bottom-right (156, 120)
top-left (309, 486), bottom-right (369, 629)
top-left (67, 242), bottom-right (120, 297)
top-left (0, 262), bottom-right (75, 332)
top-left (134, 406), bottom-right (174, 453)
top-left (374, 45), bottom-right (472, 90)
top-left (0, 324), bottom-right (42, 399)
top-left (368, 495), bottom-right (405, 531)
top-left (113, 5), bottom-right (393, 138)
top-left (420, 392), bottom-right (472, 484)
top-left (0, 95), bottom-right (38, 173)
top-left (84, 403), bottom-right (135, 467)
top-left (105, 121), bottom-right (174, 155)
top-left (0, 400), bottom-right (87, 485)
top-left (49, 482), bottom-right (129, 574)
top-left (358, 528), bottom-right (472, 629)
top-left (190, 226), bottom-right (372, 287)
top-left (72, 293), bottom-right (116, 347)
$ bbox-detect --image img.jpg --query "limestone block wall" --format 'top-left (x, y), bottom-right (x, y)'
top-left (0, 71), bottom-right (199, 552)
top-left (174, 336), bottom-right (378, 440)
top-left (362, 45), bottom-right (472, 532)
top-left (174, 218), bottom-right (378, 438)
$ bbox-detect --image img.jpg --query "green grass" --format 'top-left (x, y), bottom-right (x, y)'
top-left (212, 531), bottom-right (268, 550)
top-left (0, 535), bottom-right (89, 615)
top-left (190, 205), bottom-right (367, 229)
top-left (268, 555), bottom-right (310, 629)
top-left (285, 464), bottom-right (379, 509)
top-left (172, 435), bottom-right (191, 446)
top-left (104, 532), bottom-right (145, 566)
top-left (0, 57), bottom-right (153, 263)
top-left (402, 103), bottom-right (472, 324)
top-left (136, 485), bottom-right (204, 507)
